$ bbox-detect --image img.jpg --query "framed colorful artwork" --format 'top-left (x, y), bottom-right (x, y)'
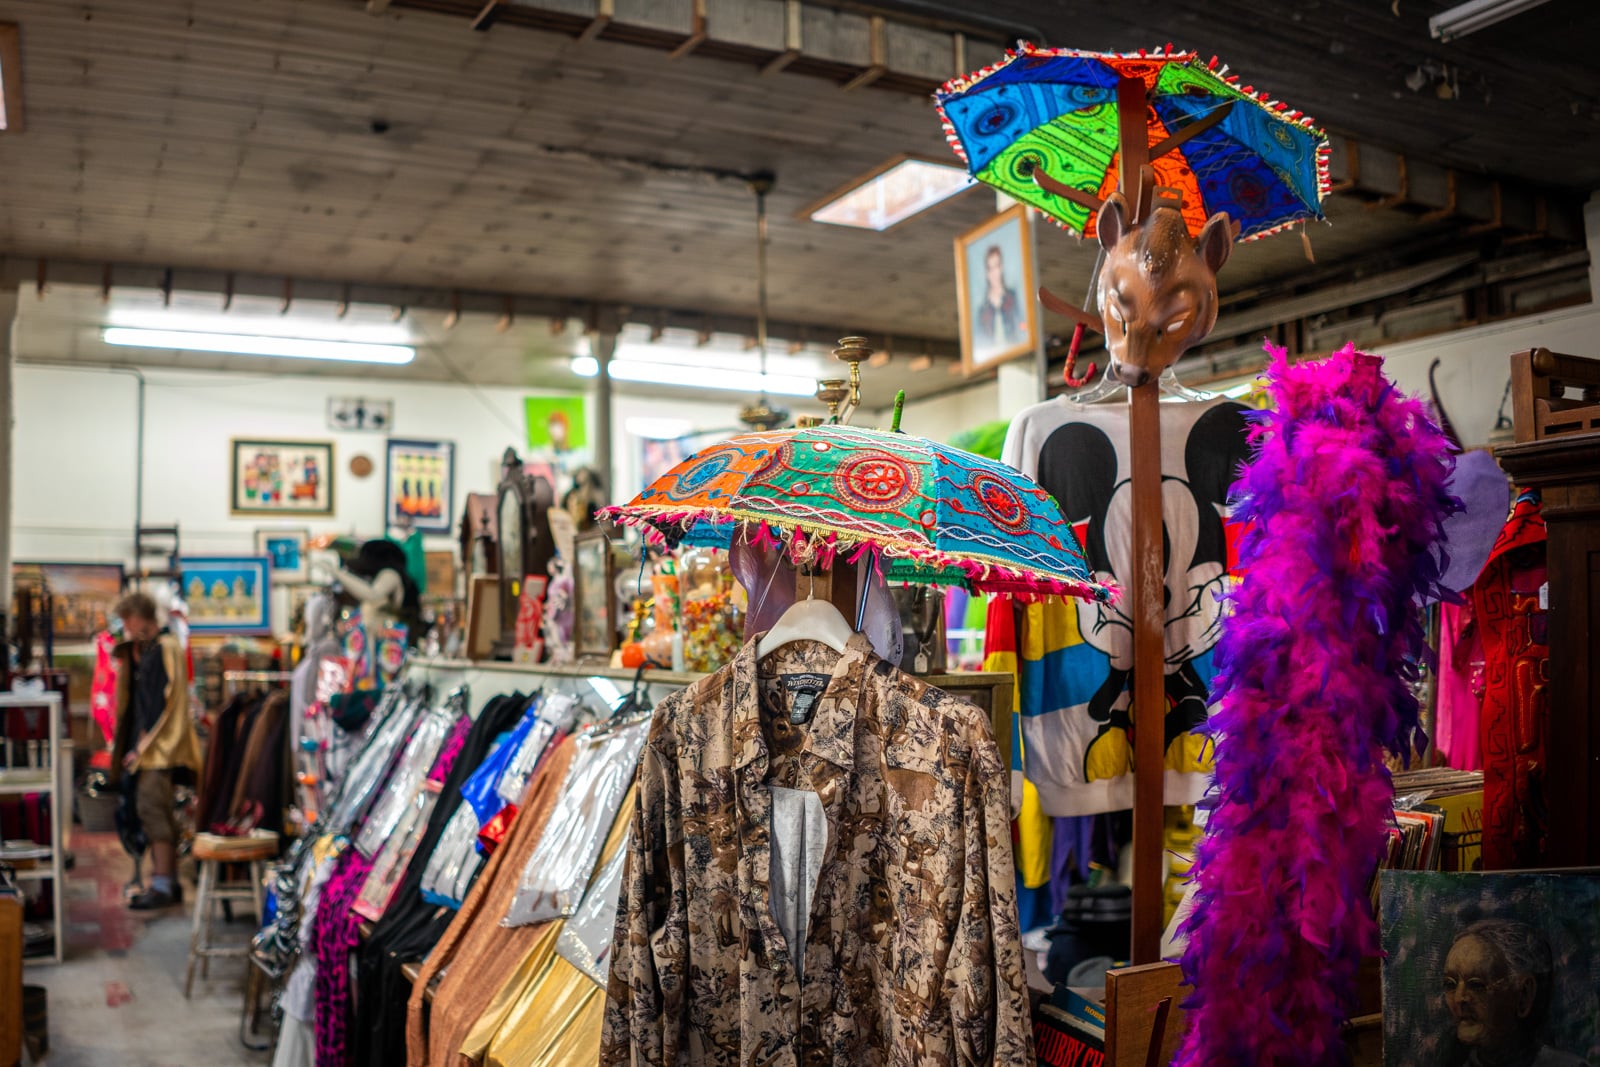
top-left (954, 204), bottom-right (1041, 376)
top-left (524, 396), bottom-right (588, 453)
top-left (11, 561), bottom-right (126, 640)
top-left (386, 438), bottom-right (455, 534)
top-left (231, 439), bottom-right (335, 516)
top-left (254, 528), bottom-right (310, 584)
top-left (179, 556), bottom-right (272, 635)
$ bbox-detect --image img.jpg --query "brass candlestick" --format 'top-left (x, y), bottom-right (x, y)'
top-left (831, 336), bottom-right (872, 422)
top-left (815, 378), bottom-right (849, 422)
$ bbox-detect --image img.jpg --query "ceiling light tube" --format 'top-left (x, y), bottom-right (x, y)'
top-left (1428, 0), bottom-right (1551, 40)
top-left (103, 327), bottom-right (415, 365)
top-left (571, 356), bottom-right (816, 397)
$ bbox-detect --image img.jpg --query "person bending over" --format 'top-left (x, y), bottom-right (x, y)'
top-left (110, 592), bottom-right (202, 910)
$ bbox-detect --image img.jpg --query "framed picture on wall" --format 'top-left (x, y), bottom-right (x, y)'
top-left (11, 561), bottom-right (126, 641)
top-left (572, 530), bottom-right (617, 664)
top-left (231, 439), bottom-right (335, 516)
top-left (179, 556), bottom-right (272, 635)
top-left (385, 438), bottom-right (455, 534)
top-left (254, 528), bottom-right (310, 584)
top-left (954, 204), bottom-right (1041, 376)
top-left (423, 549), bottom-right (458, 601)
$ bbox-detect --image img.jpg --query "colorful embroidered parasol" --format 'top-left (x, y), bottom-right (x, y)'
top-left (936, 42), bottom-right (1329, 240)
top-left (599, 423), bottom-right (1114, 603)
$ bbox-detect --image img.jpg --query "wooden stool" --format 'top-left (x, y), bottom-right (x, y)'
top-left (184, 832), bottom-right (277, 999)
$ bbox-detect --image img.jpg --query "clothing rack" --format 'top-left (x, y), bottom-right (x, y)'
top-left (222, 670), bottom-right (295, 701)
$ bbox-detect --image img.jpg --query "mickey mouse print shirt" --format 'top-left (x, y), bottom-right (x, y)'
top-left (601, 633), bottom-right (1032, 1066)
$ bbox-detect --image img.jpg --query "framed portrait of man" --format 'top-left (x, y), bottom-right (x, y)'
top-left (954, 203), bottom-right (1041, 376)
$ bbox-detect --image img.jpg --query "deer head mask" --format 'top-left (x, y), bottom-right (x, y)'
top-left (1095, 194), bottom-right (1234, 388)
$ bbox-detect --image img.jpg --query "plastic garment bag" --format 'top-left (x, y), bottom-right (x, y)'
top-left (325, 687), bottom-right (420, 836)
top-left (501, 717), bottom-right (649, 927)
top-left (418, 700), bottom-right (563, 909)
top-left (556, 826), bottom-right (630, 987)
top-left (354, 703), bottom-right (454, 858)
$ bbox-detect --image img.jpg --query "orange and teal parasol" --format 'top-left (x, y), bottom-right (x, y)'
top-left (600, 421), bottom-right (1114, 604)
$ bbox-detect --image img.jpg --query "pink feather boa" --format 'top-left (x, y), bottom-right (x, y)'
top-left (1175, 343), bottom-right (1459, 1065)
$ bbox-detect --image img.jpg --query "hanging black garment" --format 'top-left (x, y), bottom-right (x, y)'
top-left (350, 691), bottom-right (532, 1067)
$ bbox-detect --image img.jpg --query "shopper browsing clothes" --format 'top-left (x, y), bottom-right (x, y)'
top-left (110, 592), bottom-right (202, 911)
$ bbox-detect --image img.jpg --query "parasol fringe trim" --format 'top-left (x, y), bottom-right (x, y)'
top-left (597, 506), bottom-right (1118, 605)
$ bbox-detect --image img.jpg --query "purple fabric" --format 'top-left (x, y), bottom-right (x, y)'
top-left (313, 848), bottom-right (376, 1067)
top-left (429, 714), bottom-right (473, 784)
top-left (1049, 817), bottom-right (1089, 916)
top-left (309, 711), bottom-right (470, 1066)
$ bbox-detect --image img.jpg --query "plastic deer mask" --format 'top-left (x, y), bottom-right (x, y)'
top-left (1093, 193), bottom-right (1234, 388)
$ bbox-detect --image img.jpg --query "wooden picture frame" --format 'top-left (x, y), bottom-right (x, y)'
top-left (465, 575), bottom-right (501, 661)
top-left (423, 550), bottom-right (458, 602)
top-left (11, 561), bottom-right (125, 641)
top-left (571, 531), bottom-right (617, 664)
top-left (385, 438), bottom-right (455, 534)
top-left (954, 203), bottom-right (1041, 376)
top-left (254, 528), bottom-right (310, 584)
top-left (230, 439), bottom-right (335, 516)
top-left (0, 23), bottom-right (23, 134)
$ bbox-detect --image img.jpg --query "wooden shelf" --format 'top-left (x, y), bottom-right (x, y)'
top-left (411, 657), bottom-right (703, 688)
top-left (0, 693), bottom-right (66, 965)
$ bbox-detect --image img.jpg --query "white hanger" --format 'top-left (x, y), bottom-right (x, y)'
top-left (755, 569), bottom-right (855, 659)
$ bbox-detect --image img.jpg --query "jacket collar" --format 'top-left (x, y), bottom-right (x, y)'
top-left (728, 631), bottom-right (874, 777)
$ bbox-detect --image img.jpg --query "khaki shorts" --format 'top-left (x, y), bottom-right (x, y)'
top-left (135, 768), bottom-right (179, 845)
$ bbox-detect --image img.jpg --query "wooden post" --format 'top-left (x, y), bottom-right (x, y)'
top-left (1115, 72), bottom-right (1166, 967)
top-left (1128, 381), bottom-right (1166, 965)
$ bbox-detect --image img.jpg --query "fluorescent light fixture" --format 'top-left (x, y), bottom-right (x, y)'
top-left (626, 416), bottom-right (694, 440)
top-left (806, 155), bottom-right (974, 231)
top-left (107, 299), bottom-right (411, 344)
top-left (1429, 0), bottom-right (1550, 40)
top-left (571, 355), bottom-right (815, 397)
top-left (103, 327), bottom-right (415, 365)
top-left (570, 340), bottom-right (821, 398)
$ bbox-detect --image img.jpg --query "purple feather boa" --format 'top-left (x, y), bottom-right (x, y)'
top-left (1175, 343), bottom-right (1459, 1066)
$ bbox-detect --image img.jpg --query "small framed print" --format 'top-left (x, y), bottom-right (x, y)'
top-left (571, 531), bottom-right (617, 664)
top-left (386, 438), bottom-right (455, 534)
top-left (231, 439), bottom-right (334, 516)
top-left (465, 576), bottom-right (501, 661)
top-left (423, 550), bottom-right (458, 601)
top-left (254, 528), bottom-right (310, 584)
top-left (954, 204), bottom-right (1041, 376)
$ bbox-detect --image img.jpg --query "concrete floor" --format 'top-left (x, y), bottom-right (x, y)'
top-left (28, 831), bottom-right (273, 1067)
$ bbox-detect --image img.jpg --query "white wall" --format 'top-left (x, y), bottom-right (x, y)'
top-left (883, 379), bottom-right (1002, 444)
top-left (1374, 303), bottom-right (1600, 447)
top-left (11, 363), bottom-right (745, 566)
top-left (868, 301), bottom-right (1600, 453)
